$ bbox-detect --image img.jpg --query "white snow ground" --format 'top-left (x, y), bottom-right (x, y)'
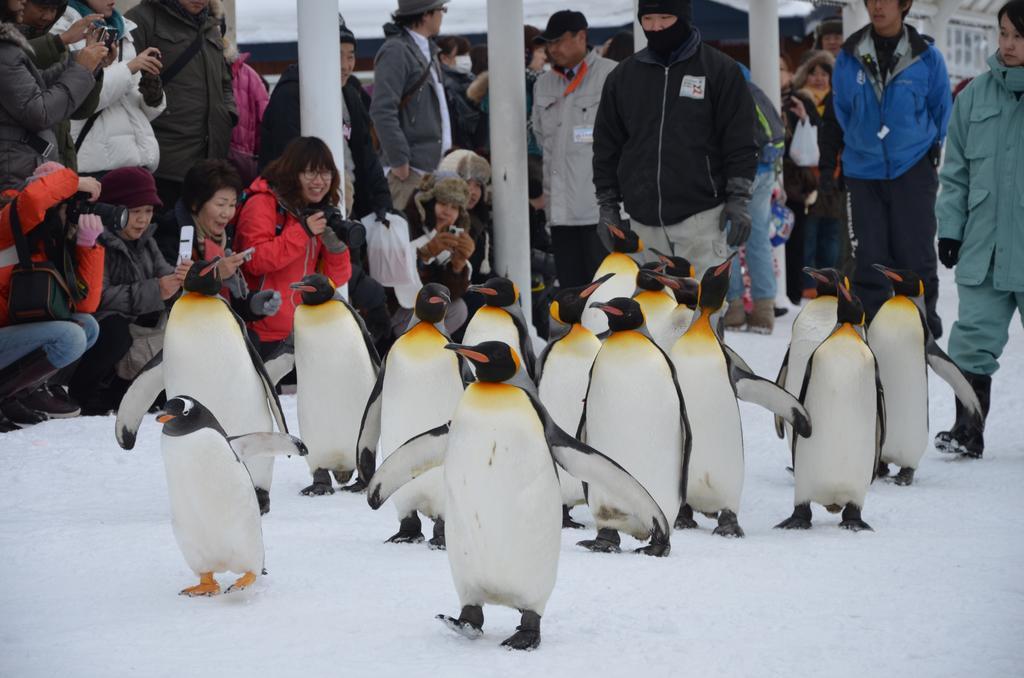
top-left (1, 266), bottom-right (1021, 678)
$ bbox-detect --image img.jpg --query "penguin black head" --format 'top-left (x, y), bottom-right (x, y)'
top-left (836, 282), bottom-right (866, 327)
top-left (636, 262), bottom-right (668, 292)
top-left (803, 267), bottom-right (843, 297)
top-left (445, 341), bottom-right (521, 383)
top-left (414, 283), bottom-right (451, 324)
top-left (467, 277), bottom-right (518, 307)
top-left (183, 258), bottom-right (223, 296)
top-left (290, 273), bottom-right (335, 305)
top-left (606, 223), bottom-right (643, 254)
top-left (590, 297), bottom-right (645, 333)
top-left (157, 396), bottom-right (225, 437)
top-left (697, 254), bottom-right (736, 312)
top-left (650, 271), bottom-right (700, 307)
top-left (551, 273), bottom-right (614, 325)
top-left (650, 248), bottom-right (696, 279)
top-left (873, 264), bottom-right (924, 298)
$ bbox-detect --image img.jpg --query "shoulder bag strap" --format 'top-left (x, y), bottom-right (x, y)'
top-left (7, 198), bottom-right (33, 267)
top-left (160, 29), bottom-right (206, 86)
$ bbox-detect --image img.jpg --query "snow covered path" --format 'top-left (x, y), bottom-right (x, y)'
top-left (1, 268), bottom-right (1021, 677)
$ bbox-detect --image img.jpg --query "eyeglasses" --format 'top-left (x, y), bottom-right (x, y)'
top-left (301, 169), bottom-right (333, 182)
top-left (435, 6), bottom-right (448, 13)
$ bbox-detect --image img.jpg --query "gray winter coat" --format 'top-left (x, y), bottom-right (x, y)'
top-left (96, 223), bottom-right (175, 321)
top-left (370, 24), bottom-right (444, 172)
top-left (0, 22), bottom-right (95, 190)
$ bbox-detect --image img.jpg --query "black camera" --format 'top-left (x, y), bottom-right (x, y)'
top-left (67, 192), bottom-right (128, 231)
top-left (308, 206), bottom-right (366, 250)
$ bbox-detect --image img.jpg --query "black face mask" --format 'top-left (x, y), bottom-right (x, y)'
top-left (643, 17), bottom-right (692, 58)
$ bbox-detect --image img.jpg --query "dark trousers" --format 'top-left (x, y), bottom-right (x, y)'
top-left (68, 315), bottom-right (133, 409)
top-left (784, 201), bottom-right (807, 304)
top-left (550, 224), bottom-right (606, 289)
top-left (846, 154), bottom-right (941, 337)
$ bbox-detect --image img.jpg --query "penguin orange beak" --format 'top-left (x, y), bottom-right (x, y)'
top-left (200, 258), bottom-right (221, 277)
top-left (580, 273), bottom-right (615, 299)
top-left (713, 253), bottom-right (737, 277)
top-left (289, 283), bottom-right (317, 293)
top-left (803, 267), bottom-right (833, 285)
top-left (838, 282), bottom-right (854, 303)
top-left (608, 223), bottom-right (626, 240)
top-left (428, 295), bottom-right (447, 305)
top-left (444, 343), bottom-right (489, 363)
top-left (590, 302), bottom-right (623, 317)
top-left (156, 414), bottom-right (176, 423)
top-left (467, 285), bottom-right (498, 297)
top-left (872, 263), bottom-right (904, 282)
top-left (653, 273), bottom-right (685, 290)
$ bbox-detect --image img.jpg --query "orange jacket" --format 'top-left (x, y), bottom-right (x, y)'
top-left (0, 168), bottom-right (104, 326)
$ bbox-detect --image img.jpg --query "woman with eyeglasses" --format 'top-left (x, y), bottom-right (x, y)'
top-left (234, 136), bottom-right (353, 357)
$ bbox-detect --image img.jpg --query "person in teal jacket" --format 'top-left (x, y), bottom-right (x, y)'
top-left (934, 0), bottom-right (1024, 459)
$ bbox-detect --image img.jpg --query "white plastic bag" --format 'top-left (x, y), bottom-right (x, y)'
top-left (789, 118), bottom-right (820, 168)
top-left (363, 212), bottom-right (419, 288)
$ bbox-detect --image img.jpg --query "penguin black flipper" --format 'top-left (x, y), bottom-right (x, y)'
top-left (115, 351), bottom-right (165, 450)
top-left (365, 423), bottom-right (450, 510)
top-left (263, 337), bottom-right (295, 386)
top-left (223, 298), bottom-right (290, 434)
top-left (872, 360), bottom-right (887, 482)
top-left (228, 432), bottom-right (309, 461)
top-left (355, 360), bottom-right (387, 485)
top-left (336, 294), bottom-right (382, 370)
top-left (504, 303), bottom-right (537, 379)
top-left (534, 323), bottom-right (569, 385)
top-left (773, 348), bottom-right (791, 439)
top-left (524, 391), bottom-right (670, 552)
top-left (722, 345), bottom-right (811, 438)
top-left (924, 336), bottom-right (984, 429)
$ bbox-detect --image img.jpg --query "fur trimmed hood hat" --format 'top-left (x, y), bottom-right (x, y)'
top-left (438, 150), bottom-right (490, 188)
top-left (413, 174), bottom-right (471, 230)
top-left (793, 49), bottom-right (835, 90)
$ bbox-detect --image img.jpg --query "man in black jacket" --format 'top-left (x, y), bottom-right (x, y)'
top-left (592, 0), bottom-right (757, 276)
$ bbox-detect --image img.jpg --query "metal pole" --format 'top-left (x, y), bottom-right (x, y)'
top-left (634, 0), bottom-right (647, 52)
top-left (843, 0), bottom-right (870, 38)
top-left (747, 0), bottom-right (788, 306)
top-left (487, 0), bottom-right (532, 324)
top-left (297, 0), bottom-right (346, 210)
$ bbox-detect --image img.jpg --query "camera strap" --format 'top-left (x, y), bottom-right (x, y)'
top-left (8, 198), bottom-right (33, 267)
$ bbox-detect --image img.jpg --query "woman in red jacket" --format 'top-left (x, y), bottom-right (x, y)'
top-left (234, 136), bottom-right (352, 356)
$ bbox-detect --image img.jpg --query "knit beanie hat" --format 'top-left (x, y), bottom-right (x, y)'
top-left (100, 167), bottom-right (163, 209)
top-left (637, 0), bottom-right (692, 20)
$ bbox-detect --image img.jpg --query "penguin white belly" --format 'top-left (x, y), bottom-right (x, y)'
top-left (795, 331), bottom-right (877, 509)
top-left (585, 333), bottom-right (682, 538)
top-left (381, 325), bottom-right (464, 519)
top-left (582, 255), bottom-right (638, 335)
top-left (445, 384), bottom-right (562, 614)
top-left (461, 307), bottom-right (521, 376)
top-left (538, 327), bottom-right (602, 506)
top-left (783, 299), bottom-right (837, 441)
top-left (295, 304), bottom-right (378, 474)
top-left (162, 430), bottom-right (264, 575)
top-left (636, 291), bottom-right (678, 353)
top-left (869, 300), bottom-right (929, 469)
top-left (658, 306), bottom-right (695, 352)
top-left (672, 339), bottom-right (744, 513)
top-left (164, 296), bottom-right (275, 489)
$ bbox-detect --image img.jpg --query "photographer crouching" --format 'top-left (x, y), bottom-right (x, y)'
top-left (0, 163), bottom-right (104, 430)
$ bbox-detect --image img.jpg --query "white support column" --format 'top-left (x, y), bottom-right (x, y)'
top-left (487, 0), bottom-right (532, 323)
top-left (748, 1), bottom-right (788, 306)
top-left (930, 0), bottom-right (962, 55)
top-left (634, 0), bottom-right (647, 52)
top-left (297, 0), bottom-right (346, 209)
top-left (843, 0), bottom-right (870, 38)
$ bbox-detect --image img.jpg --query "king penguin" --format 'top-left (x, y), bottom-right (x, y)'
top-left (462, 277), bottom-right (536, 378)
top-left (116, 259), bottom-right (289, 515)
top-left (155, 396), bottom-right (307, 596)
top-left (286, 273), bottom-right (380, 495)
top-left (647, 249), bottom-right (698, 350)
top-left (776, 283), bottom-right (884, 532)
top-left (536, 273), bottom-right (614, 528)
top-left (670, 256), bottom-right (811, 537)
top-left (577, 296), bottom-right (688, 554)
top-left (582, 224), bottom-right (644, 335)
top-left (633, 263), bottom-right (680, 352)
top-left (867, 264), bottom-right (983, 485)
top-left (356, 284), bottom-right (468, 548)
top-left (366, 341), bottom-right (669, 650)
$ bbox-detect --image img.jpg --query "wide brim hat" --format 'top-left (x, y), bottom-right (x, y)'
top-left (394, 0), bottom-right (449, 18)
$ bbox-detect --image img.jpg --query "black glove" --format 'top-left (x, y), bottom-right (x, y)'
top-left (596, 188), bottom-right (623, 252)
top-left (928, 143), bottom-right (942, 168)
top-left (719, 177), bottom-right (753, 247)
top-left (138, 72), bottom-right (163, 108)
top-left (938, 238), bottom-right (961, 269)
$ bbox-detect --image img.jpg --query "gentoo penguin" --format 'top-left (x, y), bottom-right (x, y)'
top-left (356, 284), bottom-right (467, 548)
top-left (867, 264), bottom-right (983, 485)
top-left (582, 224), bottom-right (644, 335)
top-left (366, 341), bottom-right (669, 650)
top-left (462, 277), bottom-right (536, 378)
top-left (776, 283), bottom-right (883, 532)
top-left (155, 396), bottom-right (307, 596)
top-left (287, 274), bottom-right (380, 495)
top-left (577, 296), bottom-right (689, 553)
top-left (536, 273), bottom-right (614, 528)
top-left (116, 259), bottom-right (289, 515)
top-left (670, 257), bottom-right (811, 536)
top-left (774, 268), bottom-right (851, 443)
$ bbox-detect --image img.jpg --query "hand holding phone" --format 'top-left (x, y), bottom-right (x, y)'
top-left (239, 247), bottom-right (256, 262)
top-left (177, 225), bottom-right (195, 265)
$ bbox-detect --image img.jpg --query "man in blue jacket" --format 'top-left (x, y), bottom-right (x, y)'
top-left (832, 0), bottom-right (951, 336)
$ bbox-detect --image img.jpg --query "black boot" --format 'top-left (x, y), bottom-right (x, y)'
top-left (0, 407), bottom-right (22, 433)
top-left (0, 349), bottom-right (61, 404)
top-left (935, 372), bottom-right (990, 459)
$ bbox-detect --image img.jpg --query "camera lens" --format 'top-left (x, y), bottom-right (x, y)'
top-left (319, 207), bottom-right (366, 249)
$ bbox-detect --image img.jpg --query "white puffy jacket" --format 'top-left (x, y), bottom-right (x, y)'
top-left (51, 10), bottom-right (166, 173)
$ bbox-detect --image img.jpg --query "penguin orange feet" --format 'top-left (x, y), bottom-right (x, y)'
top-left (674, 504), bottom-right (699, 530)
top-left (838, 503), bottom-right (873, 532)
top-left (577, 527), bottom-right (621, 553)
top-left (501, 611), bottom-right (541, 651)
top-left (713, 510), bottom-right (745, 538)
top-left (386, 513), bottom-right (424, 544)
top-left (437, 605), bottom-right (484, 640)
top-left (226, 571), bottom-right (257, 593)
top-left (775, 503), bottom-right (813, 530)
top-left (562, 505), bottom-right (585, 529)
top-left (300, 469), bottom-right (335, 496)
top-left (893, 467), bottom-right (915, 486)
top-left (180, 572), bottom-right (220, 597)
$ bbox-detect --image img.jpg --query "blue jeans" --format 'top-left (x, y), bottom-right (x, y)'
top-left (729, 169), bottom-right (777, 301)
top-left (802, 216), bottom-right (840, 289)
top-left (0, 314), bottom-right (100, 369)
